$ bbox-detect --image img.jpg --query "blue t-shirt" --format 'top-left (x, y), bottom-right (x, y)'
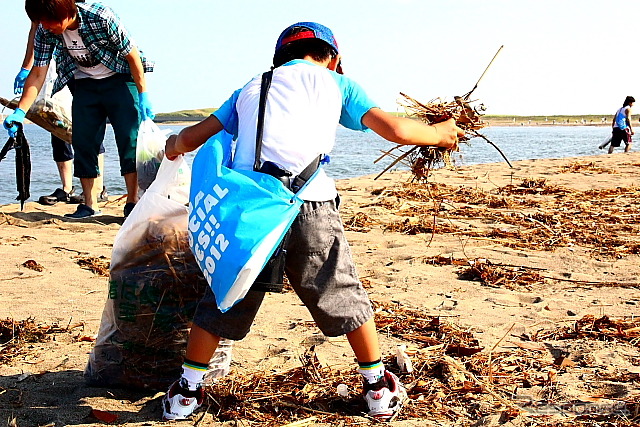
top-left (614, 106), bottom-right (630, 130)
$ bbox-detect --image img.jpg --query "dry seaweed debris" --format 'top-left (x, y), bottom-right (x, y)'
top-left (372, 301), bottom-right (481, 354)
top-left (205, 347), bottom-right (362, 425)
top-left (343, 212), bottom-right (376, 233)
top-left (76, 255), bottom-right (110, 277)
top-left (457, 258), bottom-right (545, 290)
top-left (532, 315), bottom-right (640, 345)
top-left (200, 304), bottom-right (640, 425)
top-left (421, 255), bottom-right (546, 290)
top-left (0, 318), bottom-right (71, 364)
top-left (368, 180), bottom-right (640, 258)
top-left (423, 255), bottom-right (637, 290)
top-left (559, 161), bottom-right (618, 174)
top-left (202, 304), bottom-right (490, 425)
top-left (385, 216), bottom-right (459, 235)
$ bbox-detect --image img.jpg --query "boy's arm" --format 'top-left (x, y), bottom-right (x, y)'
top-left (165, 115), bottom-right (225, 160)
top-left (626, 108), bottom-right (633, 134)
top-left (362, 107), bottom-right (463, 148)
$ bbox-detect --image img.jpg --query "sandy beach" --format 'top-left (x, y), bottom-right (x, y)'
top-left (1, 151), bottom-right (640, 426)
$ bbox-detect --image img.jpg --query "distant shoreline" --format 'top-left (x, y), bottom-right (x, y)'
top-left (1, 113), bottom-right (617, 128)
top-left (153, 113), bottom-right (618, 127)
top-left (154, 118), bottom-right (616, 128)
top-left (482, 119), bottom-right (611, 127)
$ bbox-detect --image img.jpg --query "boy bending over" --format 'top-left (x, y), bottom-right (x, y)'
top-left (162, 22), bottom-right (463, 421)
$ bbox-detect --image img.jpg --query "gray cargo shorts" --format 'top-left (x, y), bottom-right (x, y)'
top-left (192, 196), bottom-right (374, 340)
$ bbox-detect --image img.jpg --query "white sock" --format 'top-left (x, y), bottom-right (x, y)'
top-left (181, 362), bottom-right (207, 391)
top-left (358, 361), bottom-right (385, 384)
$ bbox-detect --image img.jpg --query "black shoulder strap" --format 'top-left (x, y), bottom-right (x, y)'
top-left (290, 154), bottom-right (322, 193)
top-left (253, 70), bottom-right (273, 171)
top-left (252, 69), bottom-right (322, 193)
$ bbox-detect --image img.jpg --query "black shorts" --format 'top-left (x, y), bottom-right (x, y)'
top-left (611, 127), bottom-right (630, 148)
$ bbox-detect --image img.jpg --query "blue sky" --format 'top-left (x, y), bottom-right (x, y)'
top-left (1, 0), bottom-right (639, 116)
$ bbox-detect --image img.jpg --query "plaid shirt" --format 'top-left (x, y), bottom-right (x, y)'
top-left (33, 2), bottom-right (154, 94)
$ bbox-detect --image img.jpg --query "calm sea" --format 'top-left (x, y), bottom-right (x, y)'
top-left (0, 124), bottom-right (616, 206)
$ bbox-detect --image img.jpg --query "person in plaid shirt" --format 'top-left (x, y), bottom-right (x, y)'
top-left (3, 0), bottom-right (154, 219)
top-left (12, 0), bottom-right (108, 207)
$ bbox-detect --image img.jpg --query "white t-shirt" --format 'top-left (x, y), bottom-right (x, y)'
top-left (62, 29), bottom-right (115, 79)
top-left (214, 60), bottom-right (376, 201)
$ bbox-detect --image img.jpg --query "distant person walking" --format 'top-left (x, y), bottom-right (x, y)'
top-left (607, 96), bottom-right (634, 154)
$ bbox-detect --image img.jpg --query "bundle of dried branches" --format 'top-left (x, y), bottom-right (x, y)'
top-left (374, 94), bottom-right (492, 181)
top-left (400, 94), bottom-right (487, 136)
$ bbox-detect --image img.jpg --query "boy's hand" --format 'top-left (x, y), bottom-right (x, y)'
top-left (433, 118), bottom-right (464, 149)
top-left (165, 134), bottom-right (180, 160)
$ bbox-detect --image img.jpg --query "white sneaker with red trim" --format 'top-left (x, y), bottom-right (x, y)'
top-left (162, 378), bottom-right (204, 420)
top-left (363, 370), bottom-right (407, 420)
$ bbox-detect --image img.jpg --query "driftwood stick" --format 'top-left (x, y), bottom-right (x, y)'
top-left (374, 146), bottom-right (418, 180)
top-left (471, 130), bottom-right (513, 168)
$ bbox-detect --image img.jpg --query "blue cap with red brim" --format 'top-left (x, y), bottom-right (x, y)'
top-left (275, 22), bottom-right (339, 55)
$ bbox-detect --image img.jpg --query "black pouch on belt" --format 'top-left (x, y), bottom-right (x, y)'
top-left (252, 228), bottom-right (292, 293)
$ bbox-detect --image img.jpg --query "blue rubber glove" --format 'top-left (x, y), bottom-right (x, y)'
top-left (14, 68), bottom-right (30, 95)
top-left (138, 92), bottom-right (155, 121)
top-left (3, 108), bottom-right (26, 138)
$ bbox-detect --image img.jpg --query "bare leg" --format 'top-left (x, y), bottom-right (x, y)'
top-left (96, 153), bottom-right (105, 191)
top-left (346, 318), bottom-right (381, 362)
top-left (608, 145), bottom-right (614, 154)
top-left (185, 324), bottom-right (220, 364)
top-left (80, 177), bottom-right (97, 210)
top-left (56, 160), bottom-right (73, 193)
top-left (123, 172), bottom-right (138, 204)
top-left (625, 142), bottom-right (632, 153)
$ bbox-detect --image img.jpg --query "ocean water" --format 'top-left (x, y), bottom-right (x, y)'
top-left (0, 124), bottom-right (616, 206)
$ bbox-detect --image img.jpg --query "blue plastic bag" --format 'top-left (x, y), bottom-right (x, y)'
top-left (188, 131), bottom-right (304, 312)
